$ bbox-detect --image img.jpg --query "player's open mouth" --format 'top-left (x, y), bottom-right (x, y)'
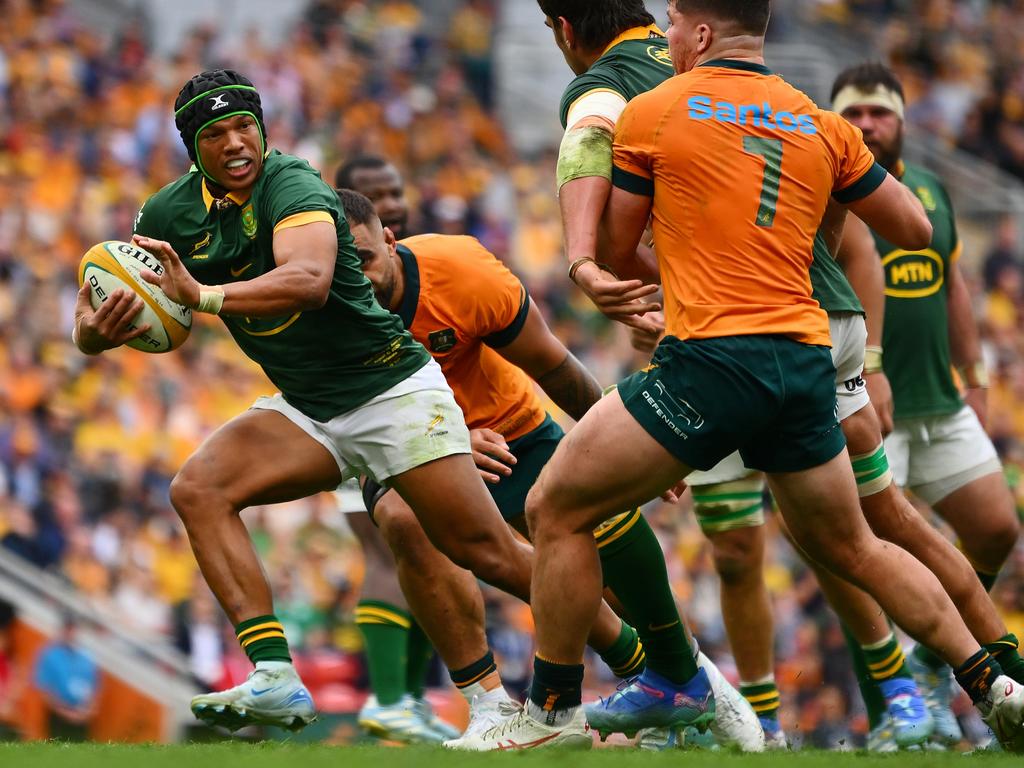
top-left (225, 158), bottom-right (253, 178)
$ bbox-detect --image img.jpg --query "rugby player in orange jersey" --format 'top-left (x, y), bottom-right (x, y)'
top-left (474, 0), bottom-right (1024, 751)
top-left (336, 188), bottom-right (762, 751)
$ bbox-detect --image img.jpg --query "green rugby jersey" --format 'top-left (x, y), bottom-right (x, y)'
top-left (873, 162), bottom-right (962, 419)
top-left (557, 28), bottom-right (859, 320)
top-left (811, 231), bottom-right (863, 316)
top-left (133, 149), bottom-right (429, 421)
top-left (558, 25), bottom-right (674, 129)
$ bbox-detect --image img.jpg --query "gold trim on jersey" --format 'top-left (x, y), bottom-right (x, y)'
top-left (238, 312), bottom-right (303, 336)
top-left (274, 210), bottom-right (334, 233)
top-left (202, 179), bottom-right (250, 212)
top-left (600, 24), bottom-right (664, 57)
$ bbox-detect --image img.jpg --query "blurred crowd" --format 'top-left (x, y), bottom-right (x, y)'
top-left (0, 0), bottom-right (1021, 748)
top-left (808, 0), bottom-right (1024, 180)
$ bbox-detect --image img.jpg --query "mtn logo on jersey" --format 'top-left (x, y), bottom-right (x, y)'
top-left (882, 249), bottom-right (945, 299)
top-left (687, 96), bottom-right (817, 134)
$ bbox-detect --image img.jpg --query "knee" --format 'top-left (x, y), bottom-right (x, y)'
top-left (711, 530), bottom-right (763, 585)
top-left (965, 511), bottom-right (1020, 566)
top-left (169, 468), bottom-right (215, 525)
top-left (377, 500), bottom-right (432, 564)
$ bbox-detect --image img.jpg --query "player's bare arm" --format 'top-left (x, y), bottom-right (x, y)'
top-left (134, 221), bottom-right (336, 317)
top-left (493, 300), bottom-right (602, 422)
top-left (844, 173), bottom-right (932, 251)
top-left (837, 215), bottom-right (894, 434)
top-left (947, 260), bottom-right (989, 425)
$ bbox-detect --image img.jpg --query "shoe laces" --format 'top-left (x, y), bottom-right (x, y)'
top-left (479, 701), bottom-right (526, 739)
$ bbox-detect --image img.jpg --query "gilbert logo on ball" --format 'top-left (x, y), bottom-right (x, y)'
top-left (78, 241), bottom-right (193, 353)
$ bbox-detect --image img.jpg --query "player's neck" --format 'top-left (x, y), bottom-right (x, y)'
top-left (694, 41), bottom-right (765, 69)
top-left (387, 260), bottom-right (407, 313)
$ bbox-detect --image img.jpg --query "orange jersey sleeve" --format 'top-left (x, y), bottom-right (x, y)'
top-left (399, 235), bottom-right (546, 440)
top-left (819, 111), bottom-right (888, 203)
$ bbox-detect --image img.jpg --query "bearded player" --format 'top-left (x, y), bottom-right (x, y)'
top-left (72, 70), bottom-right (542, 732)
top-left (832, 61), bottom-right (1022, 746)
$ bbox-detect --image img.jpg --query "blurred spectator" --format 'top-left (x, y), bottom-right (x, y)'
top-left (33, 614), bottom-right (98, 741)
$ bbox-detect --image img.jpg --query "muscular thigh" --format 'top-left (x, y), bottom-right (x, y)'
top-left (180, 409), bottom-right (342, 508)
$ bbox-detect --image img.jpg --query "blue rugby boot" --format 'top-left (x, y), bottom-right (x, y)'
top-left (585, 667), bottom-right (715, 740)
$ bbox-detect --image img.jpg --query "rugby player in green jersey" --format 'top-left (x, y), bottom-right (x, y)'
top-left (833, 61), bottom-right (1023, 747)
top-left (71, 70), bottom-right (539, 733)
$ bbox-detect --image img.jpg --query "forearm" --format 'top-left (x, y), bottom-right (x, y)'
top-left (948, 270), bottom-right (983, 372)
top-left (216, 265), bottom-right (330, 317)
top-left (536, 351), bottom-right (603, 422)
top-left (560, 175), bottom-right (612, 266)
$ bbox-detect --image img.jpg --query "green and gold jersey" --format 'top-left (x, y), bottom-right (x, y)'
top-left (134, 149), bottom-right (429, 421)
top-left (811, 231), bottom-right (863, 316)
top-left (558, 25), bottom-right (674, 129)
top-left (874, 162), bottom-right (962, 419)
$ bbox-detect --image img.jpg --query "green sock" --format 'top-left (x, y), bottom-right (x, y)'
top-left (597, 620), bottom-right (646, 678)
top-left (355, 600), bottom-right (410, 706)
top-left (986, 633), bottom-right (1024, 684)
top-left (739, 678), bottom-right (780, 721)
top-left (596, 510), bottom-right (698, 684)
top-left (863, 631), bottom-right (911, 681)
top-left (406, 620), bottom-right (434, 699)
top-left (841, 623), bottom-right (888, 730)
top-left (977, 570), bottom-right (999, 592)
top-left (236, 614), bottom-right (291, 664)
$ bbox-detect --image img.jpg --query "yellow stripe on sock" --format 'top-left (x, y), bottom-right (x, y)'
top-left (237, 621), bottom-right (284, 641)
top-left (871, 657), bottom-right (907, 681)
top-left (355, 607), bottom-right (412, 629)
top-left (594, 509), bottom-right (642, 549)
top-left (455, 666), bottom-right (498, 689)
top-left (867, 647), bottom-right (904, 672)
top-left (613, 643), bottom-right (646, 676)
top-left (241, 629), bottom-right (287, 647)
top-left (751, 701), bottom-right (780, 713)
top-left (744, 691), bottom-right (781, 704)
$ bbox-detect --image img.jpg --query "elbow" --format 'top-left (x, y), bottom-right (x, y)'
top-left (301, 274), bottom-right (332, 310)
top-left (894, 215), bottom-right (932, 252)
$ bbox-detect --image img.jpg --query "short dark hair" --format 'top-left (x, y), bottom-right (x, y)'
top-left (337, 188), bottom-right (379, 228)
top-left (830, 61), bottom-right (905, 103)
top-left (673, 0), bottom-right (771, 36)
top-left (334, 156), bottom-right (390, 191)
top-left (537, 0), bottom-right (655, 51)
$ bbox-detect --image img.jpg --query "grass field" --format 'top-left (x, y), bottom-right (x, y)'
top-left (1, 743), bottom-right (1020, 768)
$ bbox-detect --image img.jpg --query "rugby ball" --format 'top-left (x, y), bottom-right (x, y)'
top-left (78, 240), bottom-right (192, 353)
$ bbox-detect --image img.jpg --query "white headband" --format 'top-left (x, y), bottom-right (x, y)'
top-left (832, 83), bottom-right (905, 120)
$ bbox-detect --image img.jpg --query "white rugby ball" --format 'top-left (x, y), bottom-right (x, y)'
top-left (78, 240), bottom-right (192, 353)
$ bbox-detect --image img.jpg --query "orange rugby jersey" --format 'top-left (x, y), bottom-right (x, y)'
top-left (395, 234), bottom-right (546, 440)
top-left (612, 59), bottom-right (886, 346)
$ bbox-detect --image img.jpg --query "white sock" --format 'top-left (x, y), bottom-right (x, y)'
top-left (527, 699), bottom-right (578, 727)
top-left (460, 681), bottom-right (510, 704)
top-left (255, 660), bottom-right (293, 673)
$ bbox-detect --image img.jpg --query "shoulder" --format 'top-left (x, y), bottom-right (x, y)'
top-left (402, 234), bottom-right (502, 272)
top-left (561, 71), bottom-right (627, 128)
top-left (260, 150), bottom-right (328, 186)
top-left (134, 171), bottom-right (198, 234)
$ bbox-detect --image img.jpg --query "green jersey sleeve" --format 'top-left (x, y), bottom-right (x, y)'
top-left (559, 72), bottom-right (626, 129)
top-left (259, 157), bottom-right (340, 228)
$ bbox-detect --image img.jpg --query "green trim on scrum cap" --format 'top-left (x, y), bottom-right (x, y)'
top-left (175, 84), bottom-right (259, 116)
top-left (193, 110), bottom-right (266, 183)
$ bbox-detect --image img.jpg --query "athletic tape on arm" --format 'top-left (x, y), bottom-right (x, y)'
top-left (557, 125), bottom-right (614, 188)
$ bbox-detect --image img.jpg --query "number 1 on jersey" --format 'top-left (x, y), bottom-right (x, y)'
top-left (743, 137), bottom-right (783, 228)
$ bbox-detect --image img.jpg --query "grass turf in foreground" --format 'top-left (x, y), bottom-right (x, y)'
top-left (0, 743), bottom-right (1020, 768)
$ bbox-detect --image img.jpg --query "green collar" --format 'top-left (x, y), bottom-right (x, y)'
top-left (699, 59), bottom-right (772, 76)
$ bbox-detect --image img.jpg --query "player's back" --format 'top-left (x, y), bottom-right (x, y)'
top-left (613, 61), bottom-right (883, 346)
top-left (397, 234), bottom-right (546, 440)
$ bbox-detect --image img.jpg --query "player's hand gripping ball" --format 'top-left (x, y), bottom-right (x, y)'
top-left (78, 241), bottom-right (192, 353)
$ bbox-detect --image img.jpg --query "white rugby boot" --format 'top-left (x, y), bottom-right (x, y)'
top-left (411, 695), bottom-right (462, 740)
top-left (981, 675), bottom-right (1024, 753)
top-left (191, 661), bottom-right (316, 732)
top-left (450, 699), bottom-right (592, 751)
top-left (443, 687), bottom-right (517, 749)
top-left (698, 651), bottom-right (766, 752)
top-left (358, 694), bottom-right (444, 743)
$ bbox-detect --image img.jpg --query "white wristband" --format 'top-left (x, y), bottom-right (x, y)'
top-left (196, 286), bottom-right (225, 315)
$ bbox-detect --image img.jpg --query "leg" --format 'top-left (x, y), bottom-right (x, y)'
top-left (934, 474), bottom-right (1019, 586)
top-left (768, 451), bottom-right (979, 668)
top-left (171, 409), bottom-right (341, 624)
top-left (387, 454), bottom-right (534, 602)
top-left (176, 408), bottom-right (339, 730)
